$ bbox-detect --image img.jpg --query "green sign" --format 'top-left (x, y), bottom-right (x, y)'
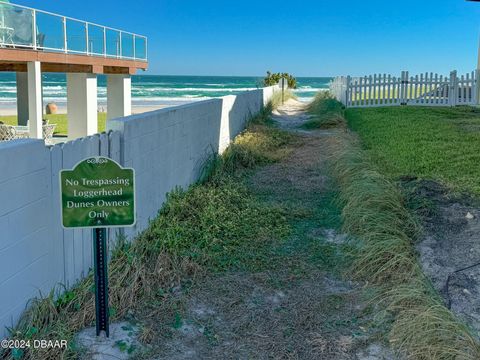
top-left (60, 157), bottom-right (135, 228)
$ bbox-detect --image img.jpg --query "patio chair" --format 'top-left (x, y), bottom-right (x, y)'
top-left (42, 123), bottom-right (56, 145)
top-left (0, 124), bottom-right (17, 141)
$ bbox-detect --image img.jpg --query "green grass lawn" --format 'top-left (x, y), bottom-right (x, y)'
top-left (0, 113), bottom-right (107, 136)
top-left (346, 106), bottom-right (480, 195)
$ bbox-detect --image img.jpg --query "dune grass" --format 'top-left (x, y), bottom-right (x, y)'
top-left (346, 106), bottom-right (480, 195)
top-left (1, 93), bottom-right (293, 360)
top-left (269, 88), bottom-right (296, 109)
top-left (302, 92), bottom-right (346, 129)
top-left (308, 93), bottom-right (480, 359)
top-left (0, 113), bottom-right (107, 136)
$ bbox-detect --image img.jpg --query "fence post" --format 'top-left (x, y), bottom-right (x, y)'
top-left (405, 71), bottom-right (409, 104)
top-left (449, 70), bottom-right (458, 107)
top-left (345, 76), bottom-right (351, 106)
top-left (475, 69), bottom-right (480, 105)
top-left (399, 71), bottom-right (408, 105)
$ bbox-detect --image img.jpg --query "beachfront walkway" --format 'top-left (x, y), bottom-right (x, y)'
top-left (139, 99), bottom-right (396, 360)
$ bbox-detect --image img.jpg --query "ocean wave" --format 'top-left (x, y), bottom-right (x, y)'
top-left (132, 96), bottom-right (212, 102)
top-left (43, 85), bottom-right (64, 90)
top-left (293, 88), bottom-right (326, 93)
top-left (131, 87), bottom-right (258, 93)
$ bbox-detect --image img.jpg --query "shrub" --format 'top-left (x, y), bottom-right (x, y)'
top-left (264, 71), bottom-right (297, 89)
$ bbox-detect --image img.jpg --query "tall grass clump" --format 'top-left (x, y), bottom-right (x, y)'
top-left (302, 92), bottom-right (346, 129)
top-left (201, 91), bottom-right (295, 183)
top-left (1, 97), bottom-right (292, 360)
top-left (269, 88), bottom-right (296, 109)
top-left (308, 94), bottom-right (480, 359)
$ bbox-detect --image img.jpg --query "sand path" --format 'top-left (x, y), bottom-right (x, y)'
top-left (146, 99), bottom-right (396, 360)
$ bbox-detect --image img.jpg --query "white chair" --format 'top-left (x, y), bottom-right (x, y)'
top-left (42, 124), bottom-right (56, 145)
top-left (0, 122), bottom-right (56, 144)
top-left (0, 124), bottom-right (21, 141)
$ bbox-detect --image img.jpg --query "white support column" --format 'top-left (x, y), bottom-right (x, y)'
top-left (107, 74), bottom-right (131, 120)
top-left (67, 73), bottom-right (98, 138)
top-left (16, 72), bottom-right (29, 126)
top-left (27, 62), bottom-right (43, 139)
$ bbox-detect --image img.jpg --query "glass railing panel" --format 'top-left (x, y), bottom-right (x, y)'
top-left (36, 11), bottom-right (64, 51)
top-left (105, 28), bottom-right (120, 57)
top-left (88, 24), bottom-right (104, 56)
top-left (121, 32), bottom-right (133, 59)
top-left (0, 4), bottom-right (146, 60)
top-left (66, 18), bottom-right (86, 53)
top-left (0, 3), bottom-right (34, 47)
top-left (135, 36), bottom-right (146, 60)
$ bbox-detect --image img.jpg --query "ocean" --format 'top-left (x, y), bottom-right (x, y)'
top-left (0, 74), bottom-right (331, 110)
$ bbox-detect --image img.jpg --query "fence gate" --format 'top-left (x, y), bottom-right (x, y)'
top-left (330, 70), bottom-right (479, 108)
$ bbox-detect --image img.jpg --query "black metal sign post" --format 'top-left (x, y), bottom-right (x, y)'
top-left (93, 228), bottom-right (109, 337)
top-left (60, 157), bottom-right (136, 339)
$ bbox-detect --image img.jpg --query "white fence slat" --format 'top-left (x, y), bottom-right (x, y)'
top-left (61, 141), bottom-right (78, 287)
top-left (419, 73), bottom-right (424, 105)
top-left (49, 145), bottom-right (65, 288)
top-left (386, 74), bottom-right (391, 105)
top-left (414, 75), bottom-right (419, 105)
top-left (439, 75), bottom-right (444, 105)
top-left (100, 132), bottom-right (109, 157)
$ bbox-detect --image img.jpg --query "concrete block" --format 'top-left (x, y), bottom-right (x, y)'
top-left (0, 140), bottom-right (47, 184)
top-left (6, 199), bottom-right (49, 248)
top-left (0, 170), bottom-right (48, 217)
top-left (0, 227), bottom-right (50, 286)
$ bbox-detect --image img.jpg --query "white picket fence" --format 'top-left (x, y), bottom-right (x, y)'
top-left (330, 70), bottom-right (479, 108)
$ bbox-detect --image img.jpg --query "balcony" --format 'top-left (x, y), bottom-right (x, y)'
top-left (0, 2), bottom-right (148, 142)
top-left (0, 2), bottom-right (147, 61)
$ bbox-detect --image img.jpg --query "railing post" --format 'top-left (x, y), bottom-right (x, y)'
top-left (32, 9), bottom-right (37, 50)
top-left (63, 17), bottom-right (67, 53)
top-left (133, 34), bottom-right (136, 60)
top-left (103, 27), bottom-right (107, 57)
top-left (85, 22), bottom-right (89, 55)
top-left (118, 32), bottom-right (122, 58)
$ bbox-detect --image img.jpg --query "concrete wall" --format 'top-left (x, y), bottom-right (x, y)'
top-left (0, 86), bottom-right (278, 337)
top-left (0, 133), bottom-right (118, 338)
top-left (0, 140), bottom-right (54, 335)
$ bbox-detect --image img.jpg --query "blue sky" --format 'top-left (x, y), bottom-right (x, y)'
top-left (13, 0), bottom-right (480, 77)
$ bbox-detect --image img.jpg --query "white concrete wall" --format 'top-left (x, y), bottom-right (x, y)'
top-left (0, 133), bottom-right (118, 338)
top-left (0, 140), bottom-right (54, 335)
top-left (0, 86), bottom-right (278, 337)
top-left (108, 88), bottom-right (274, 237)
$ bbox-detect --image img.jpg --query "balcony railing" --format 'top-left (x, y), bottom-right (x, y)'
top-left (0, 2), bottom-right (147, 61)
